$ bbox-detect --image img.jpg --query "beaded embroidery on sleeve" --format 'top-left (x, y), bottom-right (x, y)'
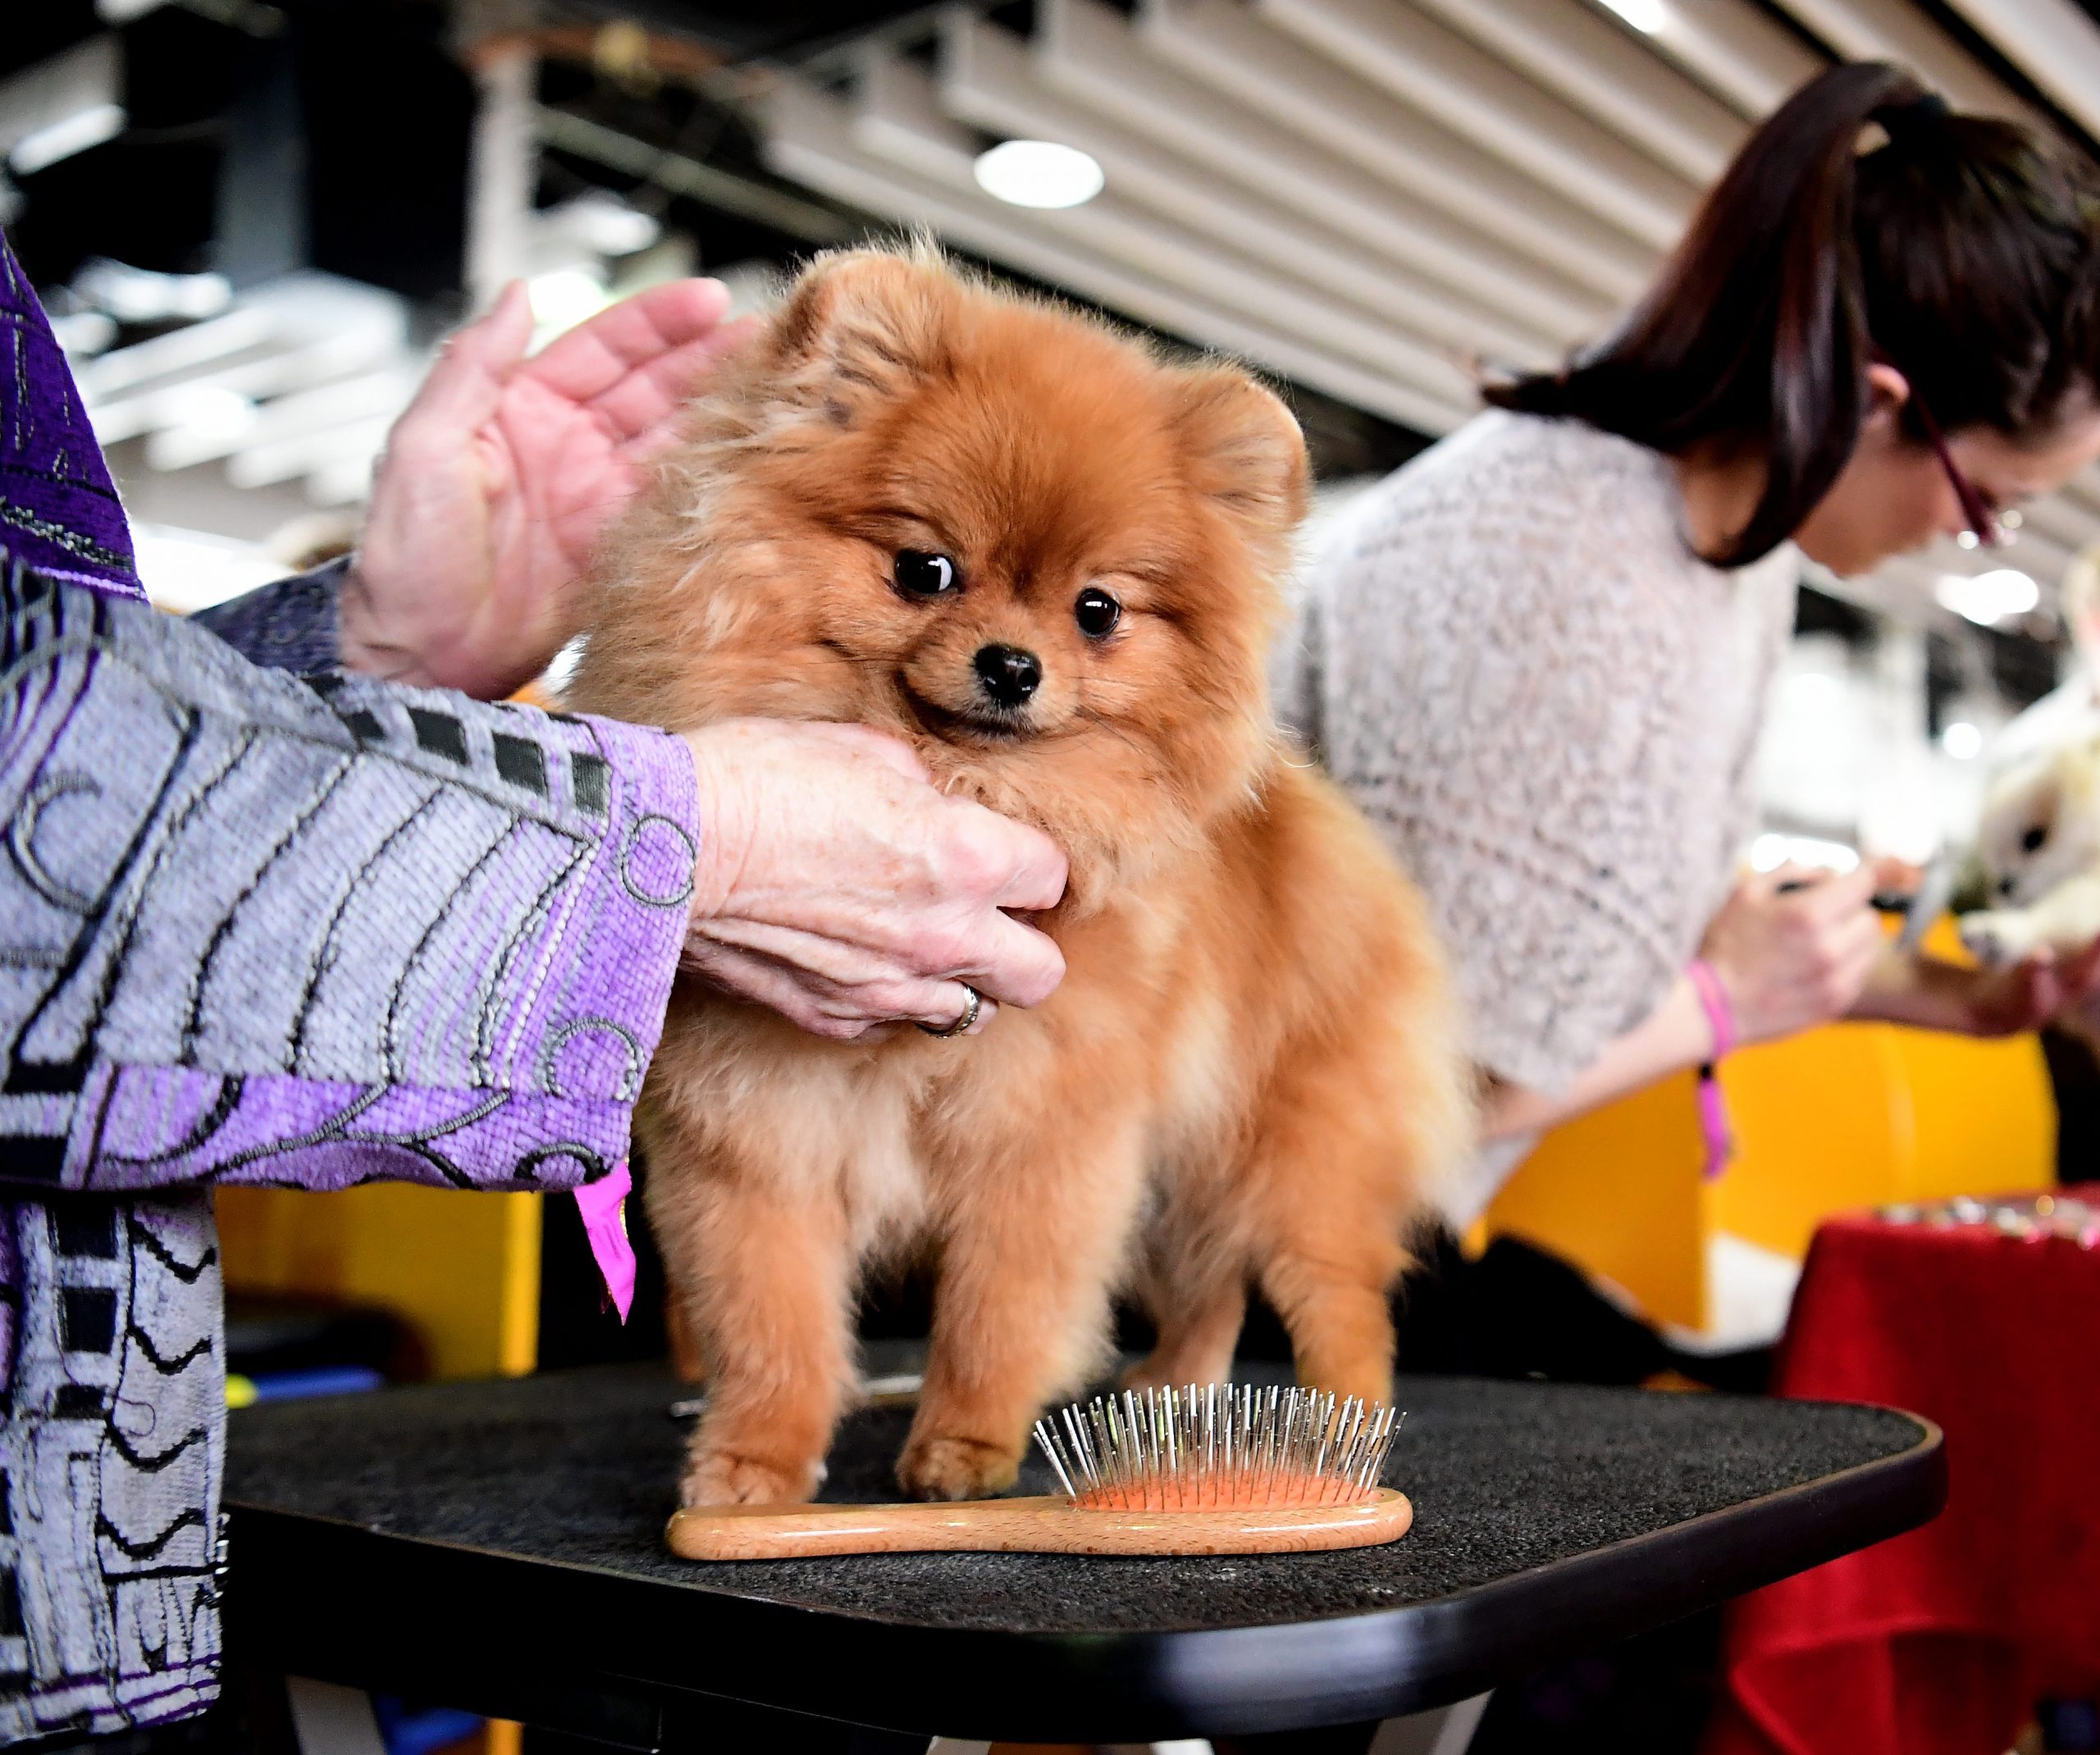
top-left (0, 229), bottom-right (696, 1738)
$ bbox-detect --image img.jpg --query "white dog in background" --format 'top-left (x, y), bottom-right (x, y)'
top-left (1963, 738), bottom-right (2100, 967)
top-left (1962, 545), bottom-right (2100, 981)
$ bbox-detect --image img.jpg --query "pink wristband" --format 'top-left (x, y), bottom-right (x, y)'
top-left (1685, 960), bottom-right (1737, 1181)
top-left (575, 1159), bottom-right (637, 1323)
top-left (1686, 959), bottom-right (1737, 1061)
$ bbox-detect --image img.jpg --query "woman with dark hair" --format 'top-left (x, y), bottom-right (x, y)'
top-left (1285, 62), bottom-right (2100, 1228)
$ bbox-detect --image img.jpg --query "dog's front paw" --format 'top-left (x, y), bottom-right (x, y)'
top-left (1960, 911), bottom-right (2028, 967)
top-left (680, 1447), bottom-right (819, 1509)
top-left (896, 1432), bottom-right (1020, 1501)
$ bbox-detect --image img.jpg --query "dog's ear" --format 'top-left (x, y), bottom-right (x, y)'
top-left (1172, 368), bottom-right (1308, 534)
top-left (764, 249), bottom-right (949, 422)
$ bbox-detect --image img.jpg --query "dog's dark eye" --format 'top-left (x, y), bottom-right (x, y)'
top-left (894, 551), bottom-right (960, 598)
top-left (2022, 824), bottom-right (2049, 853)
top-left (1075, 587), bottom-right (1121, 638)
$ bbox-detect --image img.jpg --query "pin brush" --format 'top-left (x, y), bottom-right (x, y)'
top-left (665, 1383), bottom-right (1412, 1561)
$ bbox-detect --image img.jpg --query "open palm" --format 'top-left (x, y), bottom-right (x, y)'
top-left (343, 277), bottom-right (760, 699)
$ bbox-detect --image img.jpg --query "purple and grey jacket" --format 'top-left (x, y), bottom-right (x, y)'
top-left (0, 233), bottom-right (696, 1739)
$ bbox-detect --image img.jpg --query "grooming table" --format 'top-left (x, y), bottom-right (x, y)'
top-left (221, 1362), bottom-right (1943, 1753)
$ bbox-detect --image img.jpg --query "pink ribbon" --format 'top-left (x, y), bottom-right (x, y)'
top-left (574, 1160), bottom-right (637, 1323)
top-left (1686, 959), bottom-right (1737, 1182)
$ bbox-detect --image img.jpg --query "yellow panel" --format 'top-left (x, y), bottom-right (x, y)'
top-left (1490, 985), bottom-right (2059, 1324)
top-left (1893, 1026), bottom-right (2056, 1205)
top-left (1482, 1070), bottom-right (1708, 1331)
top-left (217, 1185), bottom-right (541, 1382)
top-left (1706, 1023), bottom-right (1911, 1261)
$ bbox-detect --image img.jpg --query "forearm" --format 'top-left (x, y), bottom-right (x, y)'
top-left (1, 560), bottom-right (695, 1195)
top-left (1481, 974), bottom-right (1715, 1140)
top-left (189, 557), bottom-right (347, 673)
top-left (1847, 952), bottom-right (1983, 1032)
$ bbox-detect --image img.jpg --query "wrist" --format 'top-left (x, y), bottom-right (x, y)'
top-left (1686, 958), bottom-right (1737, 1061)
top-left (680, 727), bottom-right (747, 925)
top-left (336, 560), bottom-right (438, 687)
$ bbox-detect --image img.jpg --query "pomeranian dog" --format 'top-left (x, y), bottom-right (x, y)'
top-left (1964, 736), bottom-right (2100, 969)
top-left (568, 248), bottom-right (1469, 1508)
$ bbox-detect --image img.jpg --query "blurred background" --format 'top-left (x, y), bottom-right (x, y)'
top-left (9, 0), bottom-right (2100, 873)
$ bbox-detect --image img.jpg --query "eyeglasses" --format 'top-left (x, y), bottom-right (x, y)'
top-left (1876, 350), bottom-right (2012, 550)
top-left (1908, 386), bottom-right (2011, 550)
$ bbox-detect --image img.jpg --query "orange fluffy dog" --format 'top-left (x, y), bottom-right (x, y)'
top-left (569, 249), bottom-right (1469, 1507)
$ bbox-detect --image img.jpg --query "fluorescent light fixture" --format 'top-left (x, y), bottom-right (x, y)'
top-left (73, 258), bottom-right (232, 324)
top-left (10, 103), bottom-right (125, 176)
top-left (972, 139), bottom-right (1105, 208)
top-left (1782, 670), bottom-right (1845, 710)
top-left (1596, 0), bottom-right (1669, 33)
top-left (132, 523), bottom-right (285, 615)
top-left (1935, 567), bottom-right (2039, 626)
top-left (557, 193), bottom-right (662, 257)
top-left (1941, 720), bottom-right (1984, 761)
top-left (48, 310), bottom-right (115, 358)
top-left (528, 268), bottom-right (609, 334)
top-left (1751, 833), bottom-right (1860, 875)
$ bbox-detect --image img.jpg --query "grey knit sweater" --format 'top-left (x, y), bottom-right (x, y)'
top-left (1280, 411), bottom-right (1798, 1219)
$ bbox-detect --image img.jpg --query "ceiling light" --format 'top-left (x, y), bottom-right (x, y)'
top-left (1935, 568), bottom-right (2039, 626)
top-left (550, 194), bottom-right (662, 258)
top-left (10, 103), bottom-right (125, 176)
top-left (1751, 834), bottom-right (1860, 875)
top-left (1596, 0), bottom-right (1669, 34)
top-left (1940, 721), bottom-right (1983, 761)
top-left (73, 258), bottom-right (232, 324)
top-left (973, 140), bottom-right (1105, 209)
top-left (527, 268), bottom-right (609, 335)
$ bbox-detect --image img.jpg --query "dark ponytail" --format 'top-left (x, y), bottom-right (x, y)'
top-left (1486, 63), bottom-right (2100, 567)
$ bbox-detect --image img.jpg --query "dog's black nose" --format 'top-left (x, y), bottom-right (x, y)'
top-left (1999, 875), bottom-right (2018, 898)
top-left (974, 644), bottom-right (1043, 707)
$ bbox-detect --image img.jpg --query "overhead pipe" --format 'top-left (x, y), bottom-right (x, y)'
top-left (1408, 0), bottom-right (1748, 183)
top-left (1033, 0), bottom-right (1618, 336)
top-left (1253, 0), bottom-right (1700, 249)
top-left (851, 56), bottom-right (1481, 412)
top-left (1600, 0), bottom-right (1826, 120)
top-left (1771, 0), bottom-right (2037, 120)
top-left (1938, 0), bottom-right (2100, 143)
top-left (1134, 0), bottom-right (1657, 301)
top-left (936, 18), bottom-right (1557, 367)
top-left (760, 77), bottom-right (1472, 436)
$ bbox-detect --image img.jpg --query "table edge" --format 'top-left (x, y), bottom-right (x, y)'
top-left (223, 1404), bottom-right (1945, 1741)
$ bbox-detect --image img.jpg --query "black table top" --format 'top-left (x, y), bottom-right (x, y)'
top-left (222, 1363), bottom-right (1942, 1745)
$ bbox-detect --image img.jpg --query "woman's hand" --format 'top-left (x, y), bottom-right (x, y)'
top-left (341, 279), bottom-right (761, 699)
top-left (682, 720), bottom-right (1069, 1040)
top-left (1701, 862), bottom-right (1892, 1045)
top-left (1856, 938), bottom-right (2100, 1035)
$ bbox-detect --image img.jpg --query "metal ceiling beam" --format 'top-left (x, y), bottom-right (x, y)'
top-left (1134, 0), bottom-right (1656, 303)
top-left (1937, 0), bottom-right (2100, 143)
top-left (1032, 0), bottom-right (1615, 339)
top-left (1409, 0), bottom-right (1748, 183)
top-left (1770, 0), bottom-right (2035, 118)
top-left (2016, 495), bottom-right (2100, 558)
top-left (760, 75), bottom-right (1472, 436)
top-left (1586, 0), bottom-right (1824, 119)
top-left (935, 16), bottom-right (1555, 368)
top-left (1252, 0), bottom-right (1699, 249)
top-left (851, 53), bottom-right (1481, 413)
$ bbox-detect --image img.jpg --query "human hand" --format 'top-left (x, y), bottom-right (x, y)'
top-left (681, 719), bottom-right (1069, 1040)
top-left (341, 279), bottom-right (761, 699)
top-left (1701, 862), bottom-right (1895, 1044)
top-left (1922, 937), bottom-right (2100, 1036)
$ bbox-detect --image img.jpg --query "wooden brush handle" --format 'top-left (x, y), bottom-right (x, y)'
top-left (666, 1488), bottom-right (1413, 1561)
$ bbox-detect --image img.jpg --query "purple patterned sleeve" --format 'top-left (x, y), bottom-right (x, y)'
top-left (0, 559), bottom-right (697, 1195)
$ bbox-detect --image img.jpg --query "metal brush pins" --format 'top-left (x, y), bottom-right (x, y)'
top-left (1033, 1383), bottom-right (1402, 1511)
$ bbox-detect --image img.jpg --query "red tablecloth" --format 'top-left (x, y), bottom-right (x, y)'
top-left (1707, 1191), bottom-right (2100, 1755)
